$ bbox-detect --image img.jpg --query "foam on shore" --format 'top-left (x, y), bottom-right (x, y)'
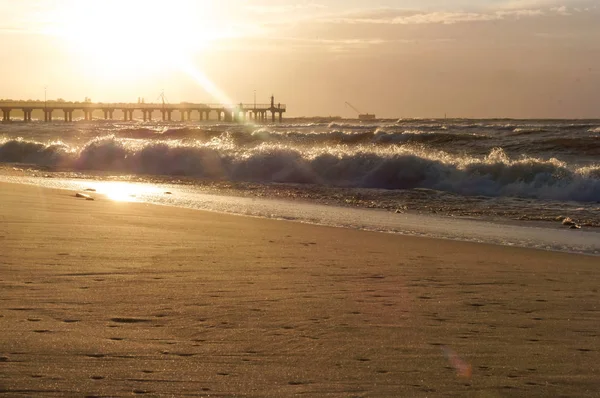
top-left (2, 176), bottom-right (598, 255)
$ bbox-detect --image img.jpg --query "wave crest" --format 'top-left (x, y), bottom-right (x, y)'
top-left (1, 137), bottom-right (599, 202)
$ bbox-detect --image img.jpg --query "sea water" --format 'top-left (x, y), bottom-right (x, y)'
top-left (1, 118), bottom-right (598, 255)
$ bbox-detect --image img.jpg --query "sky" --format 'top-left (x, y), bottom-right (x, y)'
top-left (1, 0), bottom-right (599, 118)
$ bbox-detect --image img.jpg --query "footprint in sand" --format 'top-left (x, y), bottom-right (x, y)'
top-left (110, 317), bottom-right (151, 324)
top-left (86, 354), bottom-right (105, 358)
top-left (288, 380), bottom-right (310, 385)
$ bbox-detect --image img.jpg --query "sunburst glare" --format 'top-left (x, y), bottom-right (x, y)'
top-left (44, 0), bottom-right (238, 81)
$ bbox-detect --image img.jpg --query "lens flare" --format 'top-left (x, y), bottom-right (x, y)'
top-left (442, 346), bottom-right (472, 379)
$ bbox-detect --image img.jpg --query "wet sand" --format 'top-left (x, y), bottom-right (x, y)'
top-left (0, 182), bottom-right (598, 397)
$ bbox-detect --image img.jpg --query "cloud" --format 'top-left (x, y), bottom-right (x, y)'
top-left (496, 0), bottom-right (596, 10)
top-left (245, 3), bottom-right (326, 14)
top-left (0, 28), bottom-right (30, 34)
top-left (496, 0), bottom-right (563, 9)
top-left (325, 6), bottom-right (577, 25)
top-left (216, 36), bottom-right (398, 53)
top-left (551, 6), bottom-right (571, 15)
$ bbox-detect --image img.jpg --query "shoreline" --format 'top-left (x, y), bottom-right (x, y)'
top-left (6, 162), bottom-right (600, 229)
top-left (1, 182), bottom-right (599, 396)
top-left (1, 176), bottom-right (599, 257)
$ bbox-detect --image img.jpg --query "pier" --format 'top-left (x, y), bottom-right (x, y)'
top-left (0, 96), bottom-right (286, 123)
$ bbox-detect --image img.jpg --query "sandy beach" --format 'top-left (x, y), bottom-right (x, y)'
top-left (0, 182), bottom-right (598, 397)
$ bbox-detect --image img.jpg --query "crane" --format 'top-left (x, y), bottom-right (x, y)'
top-left (157, 89), bottom-right (169, 108)
top-left (344, 102), bottom-right (376, 121)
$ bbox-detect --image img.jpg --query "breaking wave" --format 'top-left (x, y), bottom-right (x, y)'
top-left (110, 127), bottom-right (490, 147)
top-left (372, 130), bottom-right (486, 145)
top-left (115, 127), bottom-right (221, 140)
top-left (1, 137), bottom-right (599, 202)
top-left (510, 127), bottom-right (547, 135)
top-left (327, 122), bottom-right (377, 130)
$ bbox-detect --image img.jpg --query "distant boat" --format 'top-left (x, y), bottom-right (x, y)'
top-left (345, 102), bottom-right (376, 121)
top-left (358, 113), bottom-right (376, 121)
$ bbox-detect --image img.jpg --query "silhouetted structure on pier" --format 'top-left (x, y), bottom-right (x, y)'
top-left (0, 96), bottom-right (286, 123)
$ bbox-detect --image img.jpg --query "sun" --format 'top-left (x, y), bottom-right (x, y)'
top-left (46, 0), bottom-right (229, 81)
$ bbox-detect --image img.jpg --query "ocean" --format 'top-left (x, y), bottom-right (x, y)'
top-left (1, 118), bottom-right (599, 254)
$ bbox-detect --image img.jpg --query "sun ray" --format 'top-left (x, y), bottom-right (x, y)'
top-left (178, 59), bottom-right (263, 126)
top-left (177, 60), bottom-right (234, 107)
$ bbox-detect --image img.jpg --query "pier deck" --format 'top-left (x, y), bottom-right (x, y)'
top-left (0, 97), bottom-right (286, 123)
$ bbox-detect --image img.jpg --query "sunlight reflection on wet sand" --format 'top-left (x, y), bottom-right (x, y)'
top-left (89, 181), bottom-right (161, 202)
